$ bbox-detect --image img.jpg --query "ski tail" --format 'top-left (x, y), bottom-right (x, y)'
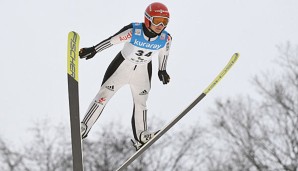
top-left (67, 31), bottom-right (84, 171)
top-left (115, 53), bottom-right (239, 171)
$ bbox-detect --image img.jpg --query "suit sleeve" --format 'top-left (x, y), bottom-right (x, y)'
top-left (158, 34), bottom-right (172, 71)
top-left (94, 23), bottom-right (133, 53)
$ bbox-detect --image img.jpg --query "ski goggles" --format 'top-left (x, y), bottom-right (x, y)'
top-left (151, 16), bottom-right (169, 27)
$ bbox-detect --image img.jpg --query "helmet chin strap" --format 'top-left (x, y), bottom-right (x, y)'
top-left (148, 27), bottom-right (158, 35)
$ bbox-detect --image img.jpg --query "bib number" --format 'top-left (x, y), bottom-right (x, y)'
top-left (135, 50), bottom-right (152, 57)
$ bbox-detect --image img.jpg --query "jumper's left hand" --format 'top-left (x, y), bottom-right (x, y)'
top-left (158, 70), bottom-right (170, 84)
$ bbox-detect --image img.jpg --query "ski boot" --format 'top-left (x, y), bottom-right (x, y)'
top-left (131, 139), bottom-right (143, 151)
top-left (81, 122), bottom-right (88, 139)
top-left (131, 130), bottom-right (160, 151)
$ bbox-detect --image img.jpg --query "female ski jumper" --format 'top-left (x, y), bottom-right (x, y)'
top-left (80, 22), bottom-right (172, 144)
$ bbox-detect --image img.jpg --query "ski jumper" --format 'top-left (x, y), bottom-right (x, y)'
top-left (81, 22), bottom-right (172, 142)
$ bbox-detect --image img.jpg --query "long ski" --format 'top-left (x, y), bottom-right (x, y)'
top-left (116, 53), bottom-right (240, 171)
top-left (67, 31), bottom-right (84, 171)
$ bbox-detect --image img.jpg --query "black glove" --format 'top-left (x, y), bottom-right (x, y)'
top-left (79, 46), bottom-right (97, 60)
top-left (158, 70), bottom-right (170, 84)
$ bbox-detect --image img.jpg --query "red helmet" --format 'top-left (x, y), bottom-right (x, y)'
top-left (144, 2), bottom-right (170, 28)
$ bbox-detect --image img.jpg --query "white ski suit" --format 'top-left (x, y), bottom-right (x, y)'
top-left (81, 22), bottom-right (172, 142)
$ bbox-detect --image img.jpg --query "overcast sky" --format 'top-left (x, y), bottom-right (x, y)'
top-left (1, 0), bottom-right (298, 147)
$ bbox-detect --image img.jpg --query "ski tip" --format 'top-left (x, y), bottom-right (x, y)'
top-left (68, 31), bottom-right (80, 38)
top-left (67, 31), bottom-right (80, 81)
top-left (234, 52), bottom-right (240, 58)
top-left (231, 53), bottom-right (240, 62)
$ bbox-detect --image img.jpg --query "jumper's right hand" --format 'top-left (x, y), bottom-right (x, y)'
top-left (79, 46), bottom-right (97, 60)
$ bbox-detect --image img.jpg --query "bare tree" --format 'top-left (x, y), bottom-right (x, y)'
top-left (253, 42), bottom-right (298, 171)
top-left (208, 42), bottom-right (298, 171)
top-left (82, 122), bottom-right (132, 171)
top-left (0, 138), bottom-right (30, 171)
top-left (22, 120), bottom-right (72, 171)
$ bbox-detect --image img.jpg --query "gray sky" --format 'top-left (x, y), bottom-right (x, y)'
top-left (1, 0), bottom-right (298, 147)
